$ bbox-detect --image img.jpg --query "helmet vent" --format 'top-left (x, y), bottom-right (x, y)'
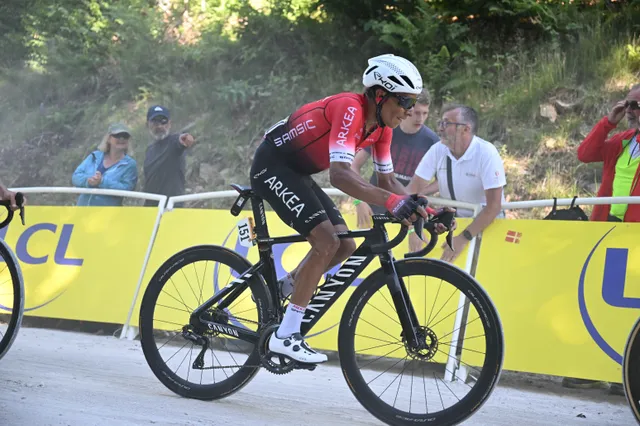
top-left (388, 75), bottom-right (404, 86)
top-left (364, 65), bottom-right (379, 75)
top-left (400, 75), bottom-right (415, 89)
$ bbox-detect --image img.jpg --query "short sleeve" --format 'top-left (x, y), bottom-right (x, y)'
top-left (327, 97), bottom-right (363, 165)
top-left (480, 147), bottom-right (507, 190)
top-left (371, 127), bottom-right (393, 174)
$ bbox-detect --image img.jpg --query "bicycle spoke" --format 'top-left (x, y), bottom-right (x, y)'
top-left (362, 345), bottom-right (406, 372)
top-left (439, 316), bottom-right (480, 341)
top-left (428, 302), bottom-right (465, 330)
top-left (426, 279), bottom-right (443, 326)
top-left (355, 333), bottom-right (399, 345)
top-left (426, 286), bottom-right (458, 329)
top-left (180, 268), bottom-right (201, 306)
top-left (359, 316), bottom-right (400, 342)
top-left (358, 340), bottom-right (403, 353)
top-left (366, 301), bottom-right (401, 327)
top-left (392, 358), bottom-right (410, 407)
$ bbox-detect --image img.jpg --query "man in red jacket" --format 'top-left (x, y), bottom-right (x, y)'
top-left (577, 85), bottom-right (640, 222)
top-left (570, 85), bottom-right (640, 396)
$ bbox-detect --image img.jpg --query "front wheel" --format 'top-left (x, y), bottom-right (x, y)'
top-left (623, 316), bottom-right (640, 423)
top-left (0, 239), bottom-right (25, 361)
top-left (338, 258), bottom-right (504, 426)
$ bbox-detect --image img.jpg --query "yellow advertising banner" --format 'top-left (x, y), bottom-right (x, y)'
top-left (7, 202), bottom-right (637, 384)
top-left (473, 219), bottom-right (640, 383)
top-left (134, 205), bottom-right (473, 358)
top-left (0, 206), bottom-right (157, 324)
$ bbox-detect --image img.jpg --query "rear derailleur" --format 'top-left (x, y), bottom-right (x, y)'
top-left (181, 325), bottom-right (210, 369)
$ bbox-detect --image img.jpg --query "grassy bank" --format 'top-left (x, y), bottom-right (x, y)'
top-left (0, 3), bottom-right (639, 218)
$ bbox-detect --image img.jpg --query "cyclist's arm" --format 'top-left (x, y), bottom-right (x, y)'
top-left (377, 172), bottom-right (409, 195)
top-left (330, 162), bottom-right (394, 206)
top-left (368, 128), bottom-right (409, 195)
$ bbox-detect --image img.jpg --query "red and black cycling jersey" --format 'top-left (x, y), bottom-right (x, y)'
top-left (262, 93), bottom-right (394, 175)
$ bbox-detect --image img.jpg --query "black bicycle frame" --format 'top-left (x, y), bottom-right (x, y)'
top-left (190, 187), bottom-right (423, 347)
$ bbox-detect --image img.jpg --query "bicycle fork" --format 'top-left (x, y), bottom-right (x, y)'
top-left (380, 255), bottom-right (421, 348)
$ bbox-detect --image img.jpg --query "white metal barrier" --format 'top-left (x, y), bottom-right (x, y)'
top-left (8, 186), bottom-right (640, 382)
top-left (7, 187), bottom-right (167, 340)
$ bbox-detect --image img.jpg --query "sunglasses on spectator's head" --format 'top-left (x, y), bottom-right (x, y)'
top-left (112, 133), bottom-right (130, 140)
top-left (392, 94), bottom-right (418, 110)
top-left (625, 100), bottom-right (640, 110)
top-left (151, 117), bottom-right (169, 125)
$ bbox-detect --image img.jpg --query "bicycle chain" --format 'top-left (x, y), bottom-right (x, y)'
top-left (193, 310), bottom-right (265, 371)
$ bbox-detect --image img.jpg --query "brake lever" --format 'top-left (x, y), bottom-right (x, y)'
top-left (15, 192), bottom-right (25, 226)
top-left (429, 209), bottom-right (455, 251)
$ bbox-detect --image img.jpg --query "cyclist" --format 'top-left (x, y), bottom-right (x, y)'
top-left (250, 54), bottom-right (441, 364)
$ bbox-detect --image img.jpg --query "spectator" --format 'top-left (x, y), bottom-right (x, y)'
top-left (351, 88), bottom-right (439, 252)
top-left (72, 123), bottom-right (138, 206)
top-left (143, 105), bottom-right (195, 207)
top-left (577, 84), bottom-right (640, 222)
top-left (567, 85), bottom-right (640, 396)
top-left (407, 103), bottom-right (506, 263)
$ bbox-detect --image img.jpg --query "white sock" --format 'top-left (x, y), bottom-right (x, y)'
top-left (276, 303), bottom-right (305, 338)
top-left (279, 272), bottom-right (294, 298)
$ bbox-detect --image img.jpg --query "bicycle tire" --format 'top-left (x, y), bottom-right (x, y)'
top-left (139, 244), bottom-right (271, 400)
top-left (0, 238), bottom-right (25, 361)
top-left (338, 258), bottom-right (504, 426)
top-left (623, 316), bottom-right (640, 424)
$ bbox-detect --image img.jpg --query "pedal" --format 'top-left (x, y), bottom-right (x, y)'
top-left (294, 362), bottom-right (317, 371)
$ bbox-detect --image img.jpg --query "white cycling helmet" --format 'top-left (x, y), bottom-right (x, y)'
top-left (362, 54), bottom-right (423, 95)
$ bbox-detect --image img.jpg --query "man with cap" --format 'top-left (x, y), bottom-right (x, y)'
top-left (143, 105), bottom-right (196, 206)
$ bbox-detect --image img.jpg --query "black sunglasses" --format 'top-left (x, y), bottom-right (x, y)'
top-left (392, 94), bottom-right (418, 110)
top-left (112, 133), bottom-right (130, 140)
top-left (151, 117), bottom-right (169, 125)
top-left (625, 100), bottom-right (640, 111)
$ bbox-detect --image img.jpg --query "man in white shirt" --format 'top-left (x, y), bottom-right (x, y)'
top-left (407, 103), bottom-right (506, 262)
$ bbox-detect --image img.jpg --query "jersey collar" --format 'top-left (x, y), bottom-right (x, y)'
top-left (446, 135), bottom-right (479, 162)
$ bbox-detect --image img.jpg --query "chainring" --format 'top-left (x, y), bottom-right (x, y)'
top-left (257, 323), bottom-right (297, 375)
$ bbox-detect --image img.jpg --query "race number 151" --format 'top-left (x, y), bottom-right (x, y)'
top-left (237, 218), bottom-right (253, 248)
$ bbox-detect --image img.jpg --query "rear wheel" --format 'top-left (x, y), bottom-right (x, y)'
top-left (338, 258), bottom-right (503, 426)
top-left (623, 317), bottom-right (640, 423)
top-left (139, 245), bottom-right (271, 400)
top-left (0, 239), bottom-right (24, 361)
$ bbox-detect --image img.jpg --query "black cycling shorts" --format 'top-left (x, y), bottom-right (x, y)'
top-left (250, 141), bottom-right (346, 237)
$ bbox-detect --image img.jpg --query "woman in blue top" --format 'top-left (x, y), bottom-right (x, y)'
top-left (72, 123), bottom-right (138, 206)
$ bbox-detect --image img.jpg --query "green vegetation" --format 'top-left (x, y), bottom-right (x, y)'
top-left (1, 0), bottom-right (640, 216)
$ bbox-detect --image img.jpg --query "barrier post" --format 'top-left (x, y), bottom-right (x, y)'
top-left (444, 204), bottom-right (483, 382)
top-left (119, 196), bottom-right (167, 340)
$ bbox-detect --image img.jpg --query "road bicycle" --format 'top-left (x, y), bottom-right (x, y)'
top-left (139, 184), bottom-right (504, 426)
top-left (623, 317), bottom-right (640, 424)
top-left (0, 192), bottom-right (26, 361)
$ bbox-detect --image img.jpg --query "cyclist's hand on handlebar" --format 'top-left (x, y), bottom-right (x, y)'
top-left (385, 194), bottom-right (427, 227)
top-left (427, 207), bottom-right (456, 235)
top-left (0, 187), bottom-right (23, 211)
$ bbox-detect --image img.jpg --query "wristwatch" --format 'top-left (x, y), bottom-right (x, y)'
top-left (462, 230), bottom-right (473, 241)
